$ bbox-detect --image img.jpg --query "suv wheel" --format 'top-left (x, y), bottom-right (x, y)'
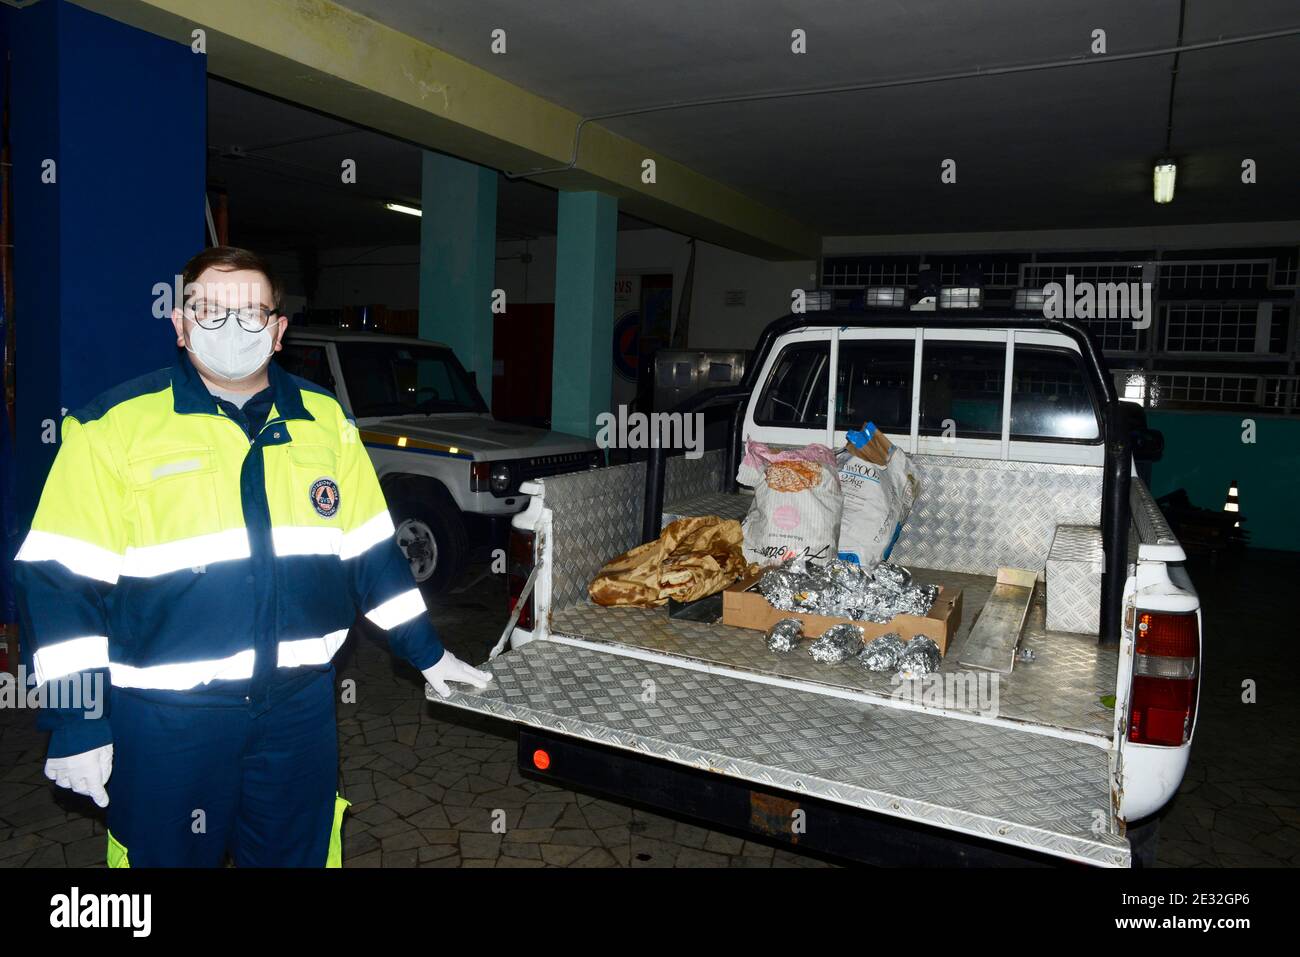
top-left (395, 516), bottom-right (439, 581)
top-left (388, 492), bottom-right (468, 596)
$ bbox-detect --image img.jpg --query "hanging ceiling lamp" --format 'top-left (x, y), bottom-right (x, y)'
top-left (1153, 160), bottom-right (1177, 204)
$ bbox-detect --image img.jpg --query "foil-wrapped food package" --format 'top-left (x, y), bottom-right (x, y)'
top-left (896, 635), bottom-right (942, 678)
top-left (857, 632), bottom-right (906, 672)
top-left (755, 558), bottom-right (938, 622)
top-left (895, 582), bottom-right (940, 617)
top-left (872, 562), bottom-right (912, 590)
top-left (765, 618), bottom-right (805, 653)
top-left (808, 622), bottom-right (864, 664)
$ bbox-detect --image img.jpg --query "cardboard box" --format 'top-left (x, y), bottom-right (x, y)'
top-left (722, 574), bottom-right (963, 655)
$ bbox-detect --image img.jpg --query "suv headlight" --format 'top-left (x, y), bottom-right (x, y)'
top-left (490, 462), bottom-right (512, 493)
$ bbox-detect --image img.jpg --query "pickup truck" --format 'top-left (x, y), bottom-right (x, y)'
top-left (279, 327), bottom-right (601, 593)
top-left (430, 312), bottom-right (1200, 867)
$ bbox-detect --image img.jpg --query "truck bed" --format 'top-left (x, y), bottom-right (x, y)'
top-left (548, 570), bottom-right (1118, 740)
top-left (433, 639), bottom-right (1129, 866)
top-left (657, 489), bottom-right (1119, 739)
top-left (429, 453), bottom-right (1140, 866)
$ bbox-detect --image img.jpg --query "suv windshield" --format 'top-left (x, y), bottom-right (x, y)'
top-left (337, 341), bottom-right (488, 417)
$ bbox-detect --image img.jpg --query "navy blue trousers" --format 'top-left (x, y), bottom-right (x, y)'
top-left (105, 670), bottom-right (339, 867)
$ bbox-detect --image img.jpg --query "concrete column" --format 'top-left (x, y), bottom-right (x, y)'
top-left (7, 0), bottom-right (206, 527)
top-left (418, 152), bottom-right (498, 404)
top-left (551, 191), bottom-right (617, 439)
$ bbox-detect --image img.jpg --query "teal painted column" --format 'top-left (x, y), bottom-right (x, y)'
top-left (419, 152), bottom-right (498, 403)
top-left (552, 191), bottom-right (618, 439)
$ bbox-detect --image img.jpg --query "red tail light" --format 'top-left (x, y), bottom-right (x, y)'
top-left (506, 528), bottom-right (536, 631)
top-left (1128, 610), bottom-right (1199, 746)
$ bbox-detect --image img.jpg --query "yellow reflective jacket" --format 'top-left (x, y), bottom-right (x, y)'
top-left (15, 350), bottom-right (445, 757)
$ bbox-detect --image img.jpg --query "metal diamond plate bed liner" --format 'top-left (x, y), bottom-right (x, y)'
top-left (431, 641), bottom-right (1129, 866)
top-left (550, 571), bottom-right (1119, 740)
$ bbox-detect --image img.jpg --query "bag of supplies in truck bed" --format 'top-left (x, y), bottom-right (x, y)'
top-left (835, 423), bottom-right (919, 571)
top-left (589, 516), bottom-right (754, 607)
top-left (737, 440), bottom-right (842, 566)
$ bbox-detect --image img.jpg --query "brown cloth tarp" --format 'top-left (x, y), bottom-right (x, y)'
top-left (589, 516), bottom-right (755, 607)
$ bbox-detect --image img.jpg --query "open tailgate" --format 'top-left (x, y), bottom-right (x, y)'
top-left (429, 640), bottom-right (1130, 867)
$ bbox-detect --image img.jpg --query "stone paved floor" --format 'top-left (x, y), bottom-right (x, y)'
top-left (2, 550), bottom-right (1297, 867)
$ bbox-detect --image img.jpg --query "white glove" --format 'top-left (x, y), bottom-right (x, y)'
top-left (45, 744), bottom-right (113, 808)
top-left (422, 651), bottom-right (493, 699)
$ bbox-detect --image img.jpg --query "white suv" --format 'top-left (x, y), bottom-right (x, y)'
top-left (281, 327), bottom-right (601, 593)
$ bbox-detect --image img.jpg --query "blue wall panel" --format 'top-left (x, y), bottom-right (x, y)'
top-left (8, 0), bottom-right (205, 525)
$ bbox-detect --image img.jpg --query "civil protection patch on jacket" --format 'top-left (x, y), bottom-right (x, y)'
top-left (310, 477), bottom-right (340, 518)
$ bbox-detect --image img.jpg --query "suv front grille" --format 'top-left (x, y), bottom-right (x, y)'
top-left (518, 451), bottom-right (592, 481)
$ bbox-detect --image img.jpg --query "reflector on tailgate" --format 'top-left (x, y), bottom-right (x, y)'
top-left (428, 641), bottom-right (1130, 867)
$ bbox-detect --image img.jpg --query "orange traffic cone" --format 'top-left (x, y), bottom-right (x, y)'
top-left (1222, 479), bottom-right (1240, 528)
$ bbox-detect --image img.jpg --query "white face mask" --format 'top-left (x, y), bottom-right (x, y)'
top-left (186, 319), bottom-right (275, 381)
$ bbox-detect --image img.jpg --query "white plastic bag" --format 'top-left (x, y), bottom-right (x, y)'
top-left (739, 441), bottom-right (842, 566)
top-left (835, 429), bottom-right (918, 570)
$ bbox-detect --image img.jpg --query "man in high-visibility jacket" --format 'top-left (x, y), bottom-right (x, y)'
top-left (14, 246), bottom-right (492, 867)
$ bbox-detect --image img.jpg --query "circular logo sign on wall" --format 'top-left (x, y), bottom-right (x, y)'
top-left (612, 310), bottom-right (640, 381)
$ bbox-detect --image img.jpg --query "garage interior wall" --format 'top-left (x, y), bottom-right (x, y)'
top-left (497, 231), bottom-right (815, 350)
top-left (1145, 413), bottom-right (1299, 553)
top-left (269, 229), bottom-right (816, 353)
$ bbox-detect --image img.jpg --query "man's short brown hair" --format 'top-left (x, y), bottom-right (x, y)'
top-left (181, 245), bottom-right (282, 312)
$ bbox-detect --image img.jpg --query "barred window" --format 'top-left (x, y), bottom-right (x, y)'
top-left (1164, 303), bottom-right (1260, 353)
top-left (1149, 374), bottom-right (1258, 407)
top-left (821, 257), bottom-right (919, 288)
top-left (1160, 260), bottom-right (1271, 294)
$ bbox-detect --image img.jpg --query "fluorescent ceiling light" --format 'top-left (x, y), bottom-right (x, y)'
top-left (1153, 162), bottom-right (1176, 204)
top-left (385, 202), bottom-right (423, 217)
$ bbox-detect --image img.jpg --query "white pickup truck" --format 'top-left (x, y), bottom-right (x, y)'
top-left (280, 328), bottom-right (600, 593)
top-left (431, 313), bottom-right (1200, 867)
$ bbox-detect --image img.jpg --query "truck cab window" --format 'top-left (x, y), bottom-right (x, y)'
top-left (835, 340), bottom-right (914, 433)
top-left (1011, 346), bottom-right (1101, 441)
top-left (339, 342), bottom-right (488, 418)
top-left (753, 342), bottom-right (828, 427)
top-left (919, 341), bottom-right (1005, 438)
top-left (278, 344), bottom-right (336, 392)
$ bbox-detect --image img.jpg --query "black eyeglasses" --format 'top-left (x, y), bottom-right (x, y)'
top-left (187, 301), bottom-right (275, 333)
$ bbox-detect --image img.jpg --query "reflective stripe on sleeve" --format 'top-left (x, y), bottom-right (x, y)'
top-left (364, 587), bottom-right (427, 630)
top-left (340, 511), bottom-right (395, 560)
top-left (32, 635), bottom-right (111, 686)
top-left (120, 528), bottom-right (251, 578)
top-left (16, 530), bottom-right (123, 584)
